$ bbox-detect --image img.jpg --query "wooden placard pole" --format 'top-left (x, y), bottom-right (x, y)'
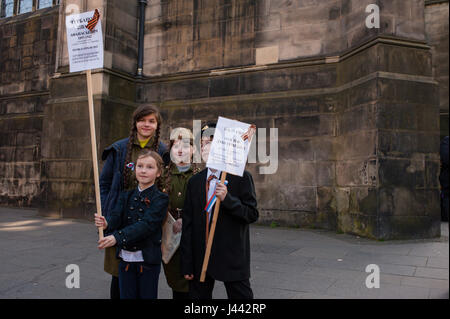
top-left (86, 69), bottom-right (104, 240)
top-left (200, 171), bottom-right (227, 282)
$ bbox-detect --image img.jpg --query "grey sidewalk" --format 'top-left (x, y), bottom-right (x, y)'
top-left (0, 207), bottom-right (448, 299)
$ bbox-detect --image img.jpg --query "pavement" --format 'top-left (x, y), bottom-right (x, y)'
top-left (0, 207), bottom-right (448, 299)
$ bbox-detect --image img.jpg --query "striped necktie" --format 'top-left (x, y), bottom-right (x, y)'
top-left (205, 174), bottom-right (217, 241)
top-left (206, 174), bottom-right (217, 201)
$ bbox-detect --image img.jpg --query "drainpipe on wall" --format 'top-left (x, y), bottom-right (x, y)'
top-left (137, 0), bottom-right (147, 77)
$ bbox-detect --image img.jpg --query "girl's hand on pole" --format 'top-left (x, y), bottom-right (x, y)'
top-left (98, 235), bottom-right (116, 249)
top-left (94, 214), bottom-right (107, 230)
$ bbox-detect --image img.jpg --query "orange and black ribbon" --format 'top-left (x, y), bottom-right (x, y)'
top-left (86, 9), bottom-right (100, 32)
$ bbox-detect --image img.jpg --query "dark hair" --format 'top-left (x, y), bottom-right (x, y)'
top-left (123, 104), bottom-right (162, 190)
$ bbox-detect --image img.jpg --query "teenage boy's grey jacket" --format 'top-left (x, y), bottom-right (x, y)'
top-left (180, 169), bottom-right (259, 282)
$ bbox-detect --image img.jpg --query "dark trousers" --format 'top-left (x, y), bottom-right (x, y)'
top-left (110, 276), bottom-right (120, 299)
top-left (189, 274), bottom-right (253, 299)
top-left (118, 260), bottom-right (161, 299)
top-left (172, 290), bottom-right (190, 299)
top-left (442, 190), bottom-right (449, 222)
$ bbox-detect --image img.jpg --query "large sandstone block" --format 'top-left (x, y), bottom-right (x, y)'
top-left (337, 212), bottom-right (378, 239)
top-left (378, 131), bottom-right (439, 158)
top-left (42, 160), bottom-right (92, 180)
top-left (377, 215), bottom-right (440, 240)
top-left (336, 159), bottom-right (377, 187)
top-left (275, 114), bottom-right (335, 138)
top-left (335, 131), bottom-right (377, 160)
top-left (337, 103), bottom-right (377, 135)
top-left (377, 102), bottom-right (440, 132)
top-left (257, 182), bottom-right (317, 212)
top-left (258, 209), bottom-right (317, 228)
top-left (239, 66), bottom-right (337, 95)
top-left (49, 76), bottom-right (88, 99)
top-left (337, 78), bottom-right (379, 112)
top-left (378, 77), bottom-right (439, 105)
top-left (378, 157), bottom-right (427, 189)
top-left (378, 187), bottom-right (440, 217)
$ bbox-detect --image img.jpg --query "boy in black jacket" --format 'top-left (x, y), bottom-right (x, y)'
top-left (180, 123), bottom-right (259, 299)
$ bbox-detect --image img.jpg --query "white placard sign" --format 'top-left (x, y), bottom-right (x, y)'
top-left (206, 117), bottom-right (256, 177)
top-left (66, 10), bottom-right (104, 73)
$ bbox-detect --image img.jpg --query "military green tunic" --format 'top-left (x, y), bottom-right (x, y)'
top-left (162, 164), bottom-right (198, 292)
top-left (104, 135), bottom-right (157, 277)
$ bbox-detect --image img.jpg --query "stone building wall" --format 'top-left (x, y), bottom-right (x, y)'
top-left (39, 0), bottom-right (139, 219)
top-left (140, 0), bottom-right (441, 239)
top-left (425, 0), bottom-right (449, 138)
top-left (0, 0), bottom-right (446, 239)
top-left (0, 6), bottom-right (59, 206)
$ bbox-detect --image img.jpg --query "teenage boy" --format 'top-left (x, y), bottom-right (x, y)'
top-left (180, 123), bottom-right (259, 299)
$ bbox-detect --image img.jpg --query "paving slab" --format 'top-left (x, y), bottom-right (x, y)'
top-left (414, 267), bottom-right (449, 280)
top-left (0, 207), bottom-right (448, 299)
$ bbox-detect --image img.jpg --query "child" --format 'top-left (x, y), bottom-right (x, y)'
top-left (180, 122), bottom-right (259, 299)
top-left (99, 104), bottom-right (168, 299)
top-left (95, 150), bottom-right (169, 299)
top-left (159, 127), bottom-right (200, 299)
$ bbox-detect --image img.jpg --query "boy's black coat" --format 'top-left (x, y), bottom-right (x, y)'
top-left (180, 169), bottom-right (259, 282)
top-left (106, 184), bottom-right (169, 265)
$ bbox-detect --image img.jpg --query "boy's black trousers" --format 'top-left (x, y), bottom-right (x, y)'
top-left (188, 274), bottom-right (253, 299)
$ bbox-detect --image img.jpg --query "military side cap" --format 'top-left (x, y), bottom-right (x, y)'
top-left (201, 122), bottom-right (217, 138)
top-left (170, 127), bottom-right (193, 141)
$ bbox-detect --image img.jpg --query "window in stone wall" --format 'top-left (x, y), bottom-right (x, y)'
top-left (38, 0), bottom-right (52, 9)
top-left (0, 0), bottom-right (14, 18)
top-left (18, 0), bottom-right (32, 14)
top-left (1, 0), bottom-right (59, 18)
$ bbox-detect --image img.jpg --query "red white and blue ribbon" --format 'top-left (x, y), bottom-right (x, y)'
top-left (126, 162), bottom-right (135, 171)
top-left (204, 180), bottom-right (228, 214)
